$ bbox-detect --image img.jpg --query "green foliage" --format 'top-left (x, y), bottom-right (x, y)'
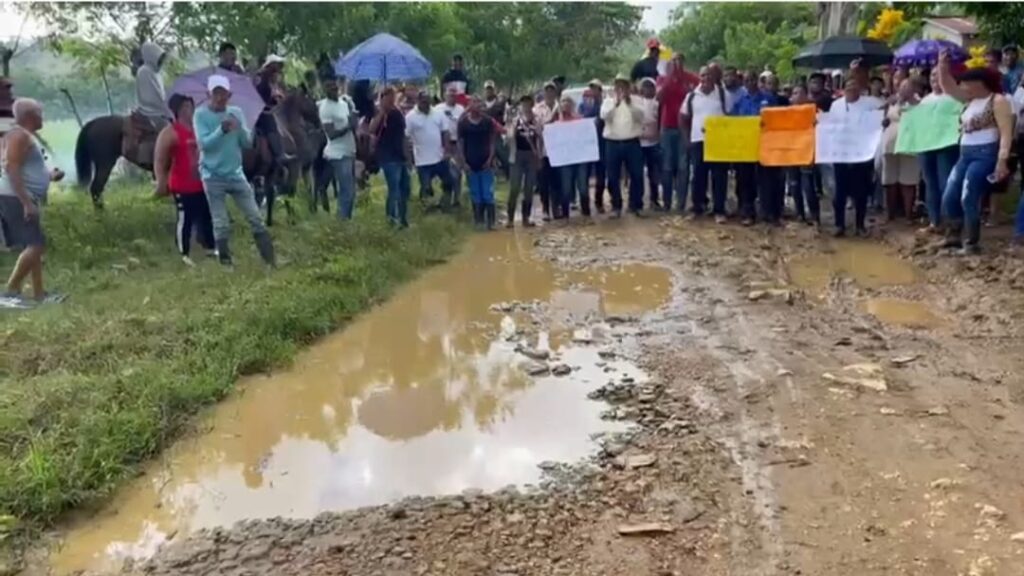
top-left (0, 184), bottom-right (467, 528)
top-left (960, 3), bottom-right (1024, 47)
top-left (661, 2), bottom-right (817, 67)
top-left (724, 22), bottom-right (815, 81)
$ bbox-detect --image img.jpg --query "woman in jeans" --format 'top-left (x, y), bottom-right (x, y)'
top-left (506, 95), bottom-right (540, 227)
top-left (917, 68), bottom-right (961, 234)
top-left (937, 51), bottom-right (1015, 254)
top-left (549, 95), bottom-right (590, 220)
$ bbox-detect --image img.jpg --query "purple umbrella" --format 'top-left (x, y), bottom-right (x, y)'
top-left (893, 39), bottom-right (968, 68)
top-left (168, 67), bottom-right (264, 131)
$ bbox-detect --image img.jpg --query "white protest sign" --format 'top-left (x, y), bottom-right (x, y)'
top-left (815, 110), bottom-right (885, 164)
top-left (543, 118), bottom-right (600, 168)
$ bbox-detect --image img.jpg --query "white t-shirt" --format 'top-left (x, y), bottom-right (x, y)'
top-left (405, 107), bottom-right (448, 166)
top-left (433, 102), bottom-right (465, 142)
top-left (829, 95), bottom-right (884, 116)
top-left (317, 98), bottom-right (356, 160)
top-left (639, 97), bottom-right (659, 147)
top-left (681, 87), bottom-right (726, 143)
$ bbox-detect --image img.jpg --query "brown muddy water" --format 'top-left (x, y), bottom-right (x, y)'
top-left (863, 298), bottom-right (943, 329)
top-left (46, 232), bottom-right (672, 575)
top-left (788, 241), bottom-right (919, 294)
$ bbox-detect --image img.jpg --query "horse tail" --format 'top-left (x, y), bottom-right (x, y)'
top-left (75, 119), bottom-right (94, 187)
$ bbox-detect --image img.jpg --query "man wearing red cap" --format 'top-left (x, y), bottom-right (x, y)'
top-left (632, 38), bottom-right (662, 83)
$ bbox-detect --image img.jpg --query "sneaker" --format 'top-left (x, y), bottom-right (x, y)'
top-left (524, 221), bottom-right (536, 228)
top-left (714, 215), bottom-right (727, 225)
top-left (856, 227), bottom-right (870, 238)
top-left (630, 210), bottom-right (645, 219)
top-left (958, 244), bottom-right (981, 256)
top-left (0, 293), bottom-right (33, 309)
top-left (182, 255), bottom-right (197, 267)
top-left (505, 221), bottom-right (515, 229)
top-left (610, 210), bottom-right (622, 219)
top-left (39, 291), bottom-right (67, 304)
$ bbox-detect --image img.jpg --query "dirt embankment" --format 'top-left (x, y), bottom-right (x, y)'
top-left (121, 219), bottom-right (1024, 576)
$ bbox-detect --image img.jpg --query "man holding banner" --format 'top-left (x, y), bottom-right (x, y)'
top-left (681, 66), bottom-right (728, 222)
top-left (819, 77), bottom-right (885, 237)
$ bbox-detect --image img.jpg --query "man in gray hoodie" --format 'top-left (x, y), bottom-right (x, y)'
top-left (133, 42), bottom-right (171, 166)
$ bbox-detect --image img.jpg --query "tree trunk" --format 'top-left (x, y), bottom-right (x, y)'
top-left (1, 48), bottom-right (11, 78)
top-left (101, 70), bottom-right (114, 115)
top-left (59, 88), bottom-right (84, 128)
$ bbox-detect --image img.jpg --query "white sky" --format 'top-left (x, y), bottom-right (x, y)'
top-left (633, 1), bottom-right (681, 32)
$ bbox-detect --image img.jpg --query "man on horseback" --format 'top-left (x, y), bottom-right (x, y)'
top-left (131, 41), bottom-right (172, 167)
top-left (255, 55), bottom-right (294, 167)
top-left (217, 42), bottom-right (245, 75)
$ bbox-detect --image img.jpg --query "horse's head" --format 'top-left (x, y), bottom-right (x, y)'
top-left (282, 86), bottom-right (321, 129)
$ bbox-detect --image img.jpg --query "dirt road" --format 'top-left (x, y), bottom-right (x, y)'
top-left (85, 217), bottom-right (1024, 576)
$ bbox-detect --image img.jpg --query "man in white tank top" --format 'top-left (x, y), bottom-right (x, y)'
top-left (0, 99), bottom-right (66, 307)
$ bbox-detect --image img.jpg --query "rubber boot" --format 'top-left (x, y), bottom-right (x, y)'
top-left (506, 203), bottom-right (516, 229)
top-left (216, 239), bottom-right (233, 266)
top-left (942, 220), bottom-right (963, 249)
top-left (959, 220), bottom-right (981, 255)
top-left (254, 231), bottom-right (276, 267)
top-left (486, 204), bottom-right (496, 231)
top-left (472, 203), bottom-right (484, 230)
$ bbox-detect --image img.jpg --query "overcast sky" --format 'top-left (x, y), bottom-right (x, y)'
top-left (633, 1), bottom-right (681, 32)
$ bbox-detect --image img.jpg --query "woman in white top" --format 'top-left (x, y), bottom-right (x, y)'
top-left (881, 76), bottom-right (926, 223)
top-left (917, 68), bottom-right (962, 234)
top-left (937, 50), bottom-right (1015, 254)
top-left (637, 77), bottom-right (662, 210)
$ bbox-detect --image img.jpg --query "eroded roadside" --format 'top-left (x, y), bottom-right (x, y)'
top-left (66, 217), bottom-right (1024, 576)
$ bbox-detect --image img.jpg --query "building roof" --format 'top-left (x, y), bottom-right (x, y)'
top-left (922, 16), bottom-right (979, 37)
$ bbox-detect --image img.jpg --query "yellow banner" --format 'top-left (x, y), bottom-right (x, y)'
top-left (704, 116), bottom-right (761, 163)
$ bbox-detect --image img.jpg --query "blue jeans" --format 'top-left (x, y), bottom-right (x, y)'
top-left (688, 141), bottom-right (726, 215)
top-left (606, 138), bottom-right (644, 212)
top-left (919, 145), bottom-right (959, 226)
top-left (660, 128), bottom-right (689, 211)
top-left (467, 169), bottom-right (495, 205)
top-left (329, 157), bottom-right (356, 220)
top-left (203, 176), bottom-right (266, 241)
top-left (942, 142), bottom-right (998, 231)
top-left (416, 161), bottom-right (455, 205)
top-left (788, 166), bottom-right (820, 223)
top-left (559, 163), bottom-right (589, 216)
top-left (381, 162), bottom-right (410, 227)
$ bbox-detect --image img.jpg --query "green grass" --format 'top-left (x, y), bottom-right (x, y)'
top-left (0, 182), bottom-right (467, 532)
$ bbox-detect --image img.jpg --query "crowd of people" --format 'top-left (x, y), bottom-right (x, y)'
top-left (2, 37), bottom-right (1024, 308)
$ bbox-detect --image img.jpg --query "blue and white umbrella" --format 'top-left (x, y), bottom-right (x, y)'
top-left (335, 33), bottom-right (432, 82)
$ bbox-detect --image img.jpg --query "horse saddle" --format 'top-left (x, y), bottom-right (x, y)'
top-left (122, 111), bottom-right (163, 169)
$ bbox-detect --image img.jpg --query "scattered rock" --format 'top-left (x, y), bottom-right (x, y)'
top-left (890, 354), bottom-right (919, 366)
top-left (929, 478), bottom-right (958, 490)
top-left (516, 345), bottom-right (550, 361)
top-left (978, 504), bottom-right (1006, 522)
top-left (616, 522), bottom-right (675, 536)
top-left (523, 361), bottom-right (550, 376)
top-left (613, 453), bottom-right (658, 470)
top-left (776, 368), bottom-right (793, 377)
top-left (551, 364), bottom-right (572, 377)
top-left (1010, 531), bottom-right (1024, 543)
top-left (822, 363), bottom-right (887, 392)
top-left (926, 405), bottom-right (950, 416)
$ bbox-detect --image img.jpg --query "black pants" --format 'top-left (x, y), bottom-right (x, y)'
top-left (589, 135), bottom-right (607, 208)
top-left (256, 112), bottom-right (285, 160)
top-left (735, 162), bottom-right (758, 220)
top-left (834, 161), bottom-right (873, 231)
top-left (788, 167), bottom-right (821, 223)
top-left (606, 138), bottom-right (644, 213)
top-left (689, 142), bottom-right (727, 215)
top-left (758, 165), bottom-right (785, 223)
top-left (641, 145), bottom-right (661, 208)
top-left (174, 192), bottom-right (215, 257)
top-left (537, 158), bottom-right (558, 218)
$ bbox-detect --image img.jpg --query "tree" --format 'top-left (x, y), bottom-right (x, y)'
top-left (55, 37), bottom-right (126, 114)
top-left (724, 22), bottom-right (814, 80)
top-left (0, 12), bottom-right (33, 77)
top-left (960, 3), bottom-right (1024, 47)
top-left (661, 2), bottom-right (817, 67)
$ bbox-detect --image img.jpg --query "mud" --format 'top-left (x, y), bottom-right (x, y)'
top-left (34, 215), bottom-right (1024, 576)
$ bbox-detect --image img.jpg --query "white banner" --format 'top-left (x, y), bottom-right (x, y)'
top-left (543, 118), bottom-right (600, 168)
top-left (815, 110), bottom-right (885, 164)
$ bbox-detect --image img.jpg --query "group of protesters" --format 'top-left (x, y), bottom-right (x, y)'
top-left (2, 37), bottom-right (1024, 308)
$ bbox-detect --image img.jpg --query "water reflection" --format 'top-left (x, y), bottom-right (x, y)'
top-left (51, 233), bottom-right (672, 575)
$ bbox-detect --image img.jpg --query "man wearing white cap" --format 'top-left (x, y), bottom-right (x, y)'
top-left (193, 74), bottom-right (275, 267)
top-left (255, 54), bottom-right (292, 165)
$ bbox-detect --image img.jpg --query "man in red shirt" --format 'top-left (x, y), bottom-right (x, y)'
top-left (657, 53), bottom-right (699, 212)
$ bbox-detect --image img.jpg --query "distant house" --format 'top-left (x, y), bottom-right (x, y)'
top-left (921, 16), bottom-right (981, 49)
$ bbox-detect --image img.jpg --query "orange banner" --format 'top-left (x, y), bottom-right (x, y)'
top-left (759, 104), bottom-right (816, 167)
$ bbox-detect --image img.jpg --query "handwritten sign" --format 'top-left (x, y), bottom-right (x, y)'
top-left (815, 110), bottom-right (885, 164)
top-left (895, 97), bottom-right (963, 154)
top-left (543, 119), bottom-right (600, 168)
top-left (759, 104), bottom-right (816, 166)
top-left (704, 117), bottom-right (761, 162)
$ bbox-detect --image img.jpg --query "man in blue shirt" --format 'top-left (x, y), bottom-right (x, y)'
top-left (193, 74), bottom-right (275, 267)
top-left (1002, 44), bottom-right (1023, 95)
top-left (731, 71), bottom-right (762, 224)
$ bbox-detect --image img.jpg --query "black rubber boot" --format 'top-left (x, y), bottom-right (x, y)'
top-left (216, 239), bottom-right (233, 266)
top-left (254, 231), bottom-right (276, 267)
top-left (959, 221), bottom-right (981, 255)
top-left (942, 220), bottom-right (964, 249)
top-left (485, 204), bottom-right (496, 231)
top-left (472, 203), bottom-right (484, 229)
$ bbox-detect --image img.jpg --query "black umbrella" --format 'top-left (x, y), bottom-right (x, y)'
top-left (793, 36), bottom-right (894, 70)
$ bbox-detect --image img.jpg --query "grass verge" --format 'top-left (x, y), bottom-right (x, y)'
top-left (0, 181), bottom-right (467, 533)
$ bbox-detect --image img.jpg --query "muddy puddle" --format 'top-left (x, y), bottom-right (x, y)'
top-left (863, 298), bottom-right (943, 329)
top-left (788, 241), bottom-right (920, 294)
top-left (47, 232), bottom-right (672, 575)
